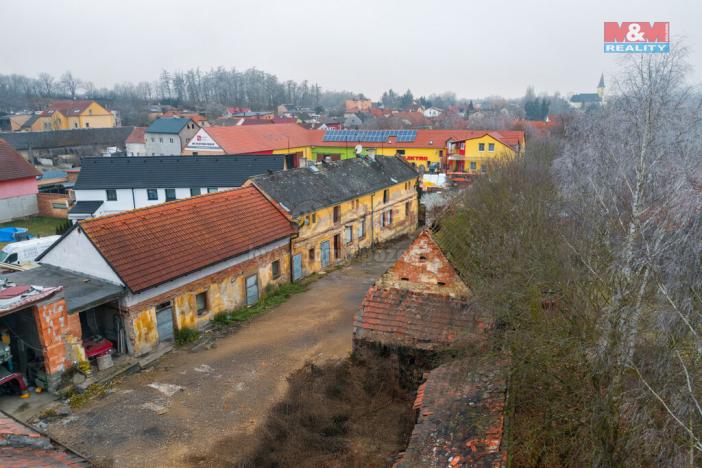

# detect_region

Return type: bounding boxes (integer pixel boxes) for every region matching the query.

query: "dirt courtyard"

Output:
[47,240,409,467]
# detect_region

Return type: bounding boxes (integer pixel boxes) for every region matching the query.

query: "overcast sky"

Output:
[1,0,699,100]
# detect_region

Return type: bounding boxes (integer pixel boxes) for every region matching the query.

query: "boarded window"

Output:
[196,291,208,316]
[272,260,281,279]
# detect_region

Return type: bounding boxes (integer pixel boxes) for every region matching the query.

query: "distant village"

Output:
[0,74,605,465]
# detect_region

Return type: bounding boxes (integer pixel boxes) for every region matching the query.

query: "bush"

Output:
[174,326,200,345]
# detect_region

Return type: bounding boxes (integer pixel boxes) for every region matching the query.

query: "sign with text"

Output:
[604,22,669,53]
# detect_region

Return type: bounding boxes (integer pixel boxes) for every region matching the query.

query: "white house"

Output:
[125,127,146,156]
[423,107,443,118]
[69,155,287,221]
[145,118,199,156]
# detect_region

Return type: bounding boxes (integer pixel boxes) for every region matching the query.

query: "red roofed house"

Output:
[34,100,116,131]
[39,185,296,355]
[0,138,40,222]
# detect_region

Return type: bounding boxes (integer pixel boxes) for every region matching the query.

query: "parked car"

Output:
[0,236,60,265]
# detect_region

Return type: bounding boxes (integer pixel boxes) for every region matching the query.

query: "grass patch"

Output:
[67,383,109,410]
[175,326,200,345]
[0,216,68,248]
[213,282,308,326]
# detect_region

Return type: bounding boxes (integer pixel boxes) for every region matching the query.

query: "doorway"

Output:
[155,302,174,342]
[292,254,303,281]
[320,240,330,268]
[246,274,259,305]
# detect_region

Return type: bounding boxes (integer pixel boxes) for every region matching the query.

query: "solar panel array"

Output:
[322,129,417,143]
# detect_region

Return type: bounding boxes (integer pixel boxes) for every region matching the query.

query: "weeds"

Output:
[175,326,200,345]
[67,383,109,409]
[213,282,308,327]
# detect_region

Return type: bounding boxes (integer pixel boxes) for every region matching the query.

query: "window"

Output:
[190,187,201,196]
[405,201,411,217]
[207,187,218,193]
[345,225,353,244]
[195,291,208,316]
[333,206,340,223]
[170,137,174,143]
[358,217,366,238]
[386,210,393,226]
[159,137,163,143]
[470,161,477,170]
[488,143,495,152]
[311,213,317,223]
[106,189,117,201]
[165,188,176,201]
[481,164,487,174]
[478,143,485,152]
[396,149,405,155]
[383,189,389,203]
[271,260,281,279]
[85,122,90,128]
[74,123,78,128]
[151,137,155,142]
[147,189,158,200]
[334,234,341,259]
[309,248,315,261]
[51,202,68,210]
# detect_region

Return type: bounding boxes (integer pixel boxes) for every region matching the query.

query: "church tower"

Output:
[597,73,605,99]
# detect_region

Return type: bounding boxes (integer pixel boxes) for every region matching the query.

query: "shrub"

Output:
[174,326,200,345]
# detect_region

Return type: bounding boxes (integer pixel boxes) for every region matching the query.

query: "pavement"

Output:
[46,239,410,467]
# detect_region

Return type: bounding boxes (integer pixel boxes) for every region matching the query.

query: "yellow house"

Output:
[446,132,525,174]
[35,100,116,131]
[249,156,419,279]
[310,129,526,171]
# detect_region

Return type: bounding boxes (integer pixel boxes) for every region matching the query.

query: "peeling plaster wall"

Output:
[291,180,418,278]
[122,244,290,355]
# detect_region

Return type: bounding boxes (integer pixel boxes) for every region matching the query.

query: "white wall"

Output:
[40,227,124,285]
[0,194,38,223]
[126,142,146,156]
[74,187,235,215]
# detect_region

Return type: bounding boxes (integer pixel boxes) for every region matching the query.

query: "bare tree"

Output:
[59,71,81,100]
[37,72,55,97]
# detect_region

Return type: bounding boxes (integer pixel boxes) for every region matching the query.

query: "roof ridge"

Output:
[79,186,255,225]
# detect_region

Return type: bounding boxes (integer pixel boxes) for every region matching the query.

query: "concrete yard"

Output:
[47,239,410,467]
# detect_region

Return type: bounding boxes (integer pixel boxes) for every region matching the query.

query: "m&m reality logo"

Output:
[604,22,669,53]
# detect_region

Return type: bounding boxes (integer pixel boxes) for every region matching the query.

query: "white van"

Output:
[0,236,61,265]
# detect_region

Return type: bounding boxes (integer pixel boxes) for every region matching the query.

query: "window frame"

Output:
[165,188,176,201]
[147,188,158,201]
[195,291,208,316]
[344,225,353,245]
[106,189,117,201]
[271,260,281,279]
[190,187,201,196]
[488,142,495,152]
[358,217,366,239]
[207,187,218,193]
[383,189,389,203]
[478,142,485,152]
[333,205,341,223]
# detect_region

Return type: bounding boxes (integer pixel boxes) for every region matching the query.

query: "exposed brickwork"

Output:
[396,358,508,467]
[37,192,69,218]
[33,298,83,384]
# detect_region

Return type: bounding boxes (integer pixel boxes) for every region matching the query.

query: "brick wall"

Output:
[37,192,69,218]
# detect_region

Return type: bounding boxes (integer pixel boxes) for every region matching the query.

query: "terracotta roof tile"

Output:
[204,123,324,154]
[397,358,508,467]
[0,138,41,182]
[353,286,486,350]
[125,127,146,144]
[76,186,295,292]
[41,100,100,117]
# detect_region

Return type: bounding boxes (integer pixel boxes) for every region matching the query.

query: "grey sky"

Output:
[1,0,699,99]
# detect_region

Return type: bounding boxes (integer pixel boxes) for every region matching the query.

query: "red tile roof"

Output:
[0,411,88,466]
[125,127,146,144]
[354,286,485,351]
[0,138,41,182]
[396,358,508,467]
[76,186,295,292]
[203,123,324,154]
[41,100,102,117]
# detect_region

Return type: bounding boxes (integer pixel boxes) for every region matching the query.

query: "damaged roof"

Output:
[251,156,418,217]
[56,186,295,293]
[74,155,286,189]
[354,286,483,351]
[0,410,88,466]
[396,358,508,467]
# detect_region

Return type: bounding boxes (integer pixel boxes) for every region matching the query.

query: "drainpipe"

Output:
[131,188,136,209]
[370,193,375,248]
